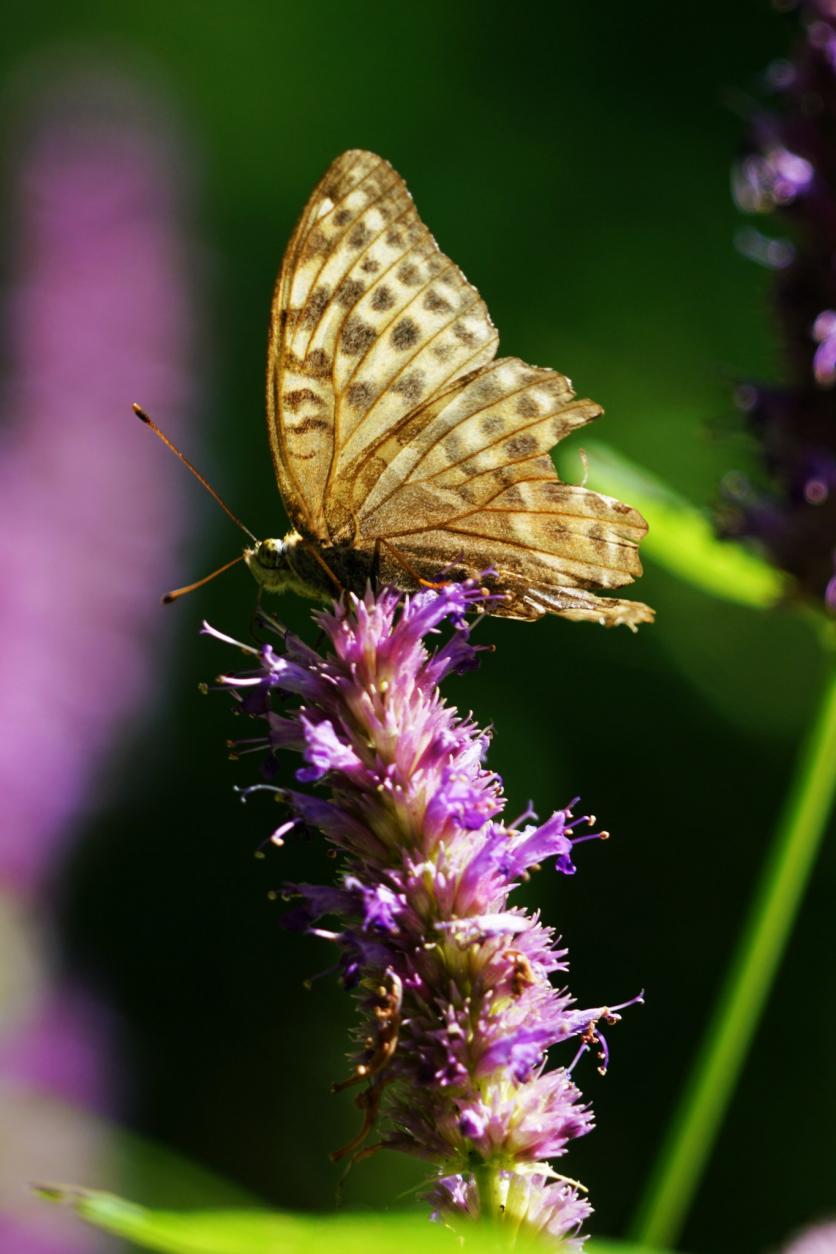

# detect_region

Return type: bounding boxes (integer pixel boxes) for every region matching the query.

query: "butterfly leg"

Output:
[299,536,344,593]
[246,589,266,647]
[371,538,382,593]
[379,538,450,591]
[249,588,291,645]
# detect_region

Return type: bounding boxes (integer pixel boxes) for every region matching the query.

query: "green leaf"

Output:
[571,441,785,610]
[35,1187,677,1254]
[34,1187,540,1254]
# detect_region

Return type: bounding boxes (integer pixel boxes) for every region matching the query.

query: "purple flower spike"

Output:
[0,63,200,1253]
[208,583,641,1246]
[720,0,836,610]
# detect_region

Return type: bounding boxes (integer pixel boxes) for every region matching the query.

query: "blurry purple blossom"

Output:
[721,0,836,610]
[783,1218,836,1253]
[208,582,641,1247]
[0,64,199,1252]
[0,68,197,892]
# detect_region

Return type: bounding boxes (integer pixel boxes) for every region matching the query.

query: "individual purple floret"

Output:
[206,581,641,1247]
[720,0,836,610]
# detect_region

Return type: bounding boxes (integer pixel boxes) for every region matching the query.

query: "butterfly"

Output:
[245,149,653,628]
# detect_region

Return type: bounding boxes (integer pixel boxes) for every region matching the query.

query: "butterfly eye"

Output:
[256,539,285,570]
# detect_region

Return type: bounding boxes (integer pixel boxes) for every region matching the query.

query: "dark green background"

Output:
[3,3,831,1251]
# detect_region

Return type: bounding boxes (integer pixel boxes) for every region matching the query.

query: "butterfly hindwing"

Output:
[344,357,650,626]
[348,358,595,534]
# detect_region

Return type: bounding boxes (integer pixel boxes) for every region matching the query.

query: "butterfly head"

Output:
[245,536,292,590]
[244,530,328,601]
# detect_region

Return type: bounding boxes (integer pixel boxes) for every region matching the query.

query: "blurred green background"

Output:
[2,2,832,1251]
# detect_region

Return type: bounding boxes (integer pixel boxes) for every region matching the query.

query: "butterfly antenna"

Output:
[161,553,246,604]
[132,403,259,544]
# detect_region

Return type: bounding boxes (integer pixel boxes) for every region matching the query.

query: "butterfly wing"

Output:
[269,150,651,626]
[350,357,653,628]
[267,149,498,540]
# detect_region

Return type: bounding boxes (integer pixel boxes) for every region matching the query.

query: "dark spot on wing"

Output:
[473,377,504,404]
[443,432,463,460]
[542,375,571,400]
[506,434,538,457]
[371,285,396,312]
[301,286,331,327]
[423,289,452,314]
[452,321,477,347]
[341,318,377,356]
[391,318,420,350]
[360,257,380,273]
[347,380,377,410]
[397,262,421,286]
[540,482,565,501]
[283,388,325,412]
[348,222,372,249]
[336,278,366,308]
[304,348,332,377]
[480,413,505,436]
[334,208,352,226]
[391,370,425,403]
[290,417,331,435]
[516,394,540,418]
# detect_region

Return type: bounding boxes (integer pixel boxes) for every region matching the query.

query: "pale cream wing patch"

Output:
[267,149,498,540]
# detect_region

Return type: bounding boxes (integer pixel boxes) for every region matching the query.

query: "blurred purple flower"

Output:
[208,583,642,1248]
[0,68,197,893]
[720,0,836,610]
[783,1218,836,1253]
[0,64,199,1253]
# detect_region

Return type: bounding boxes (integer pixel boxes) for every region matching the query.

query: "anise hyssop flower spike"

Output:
[206,581,642,1248]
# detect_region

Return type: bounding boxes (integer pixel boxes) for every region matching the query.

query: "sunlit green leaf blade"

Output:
[36,1187,676,1254]
[573,441,785,609]
[35,1188,540,1254]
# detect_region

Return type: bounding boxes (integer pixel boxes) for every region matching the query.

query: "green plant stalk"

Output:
[631,656,836,1249]
[474,1163,506,1223]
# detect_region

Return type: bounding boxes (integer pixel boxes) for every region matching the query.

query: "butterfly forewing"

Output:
[268,149,498,541]
[266,149,653,627]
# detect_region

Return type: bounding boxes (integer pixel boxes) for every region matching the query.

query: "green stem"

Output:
[631,657,836,1249]
[474,1163,506,1223]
